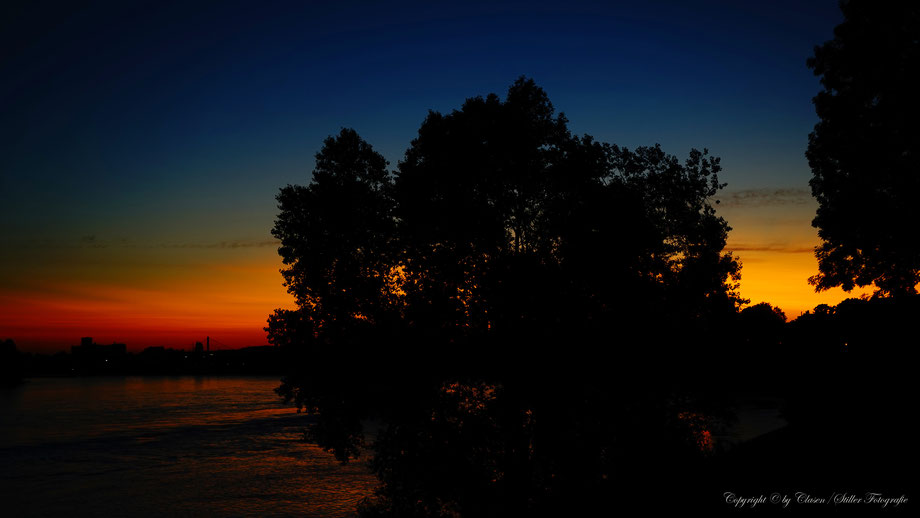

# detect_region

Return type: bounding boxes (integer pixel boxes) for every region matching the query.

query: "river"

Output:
[0,376,376,517]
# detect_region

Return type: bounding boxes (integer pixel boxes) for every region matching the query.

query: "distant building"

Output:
[71,337,127,373]
[72,338,127,357]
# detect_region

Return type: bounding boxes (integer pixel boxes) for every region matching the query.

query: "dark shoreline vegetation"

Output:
[259,75,913,516]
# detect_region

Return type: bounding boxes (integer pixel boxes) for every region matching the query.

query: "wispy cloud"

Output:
[717,188,811,208]
[728,242,814,254]
[155,240,279,249]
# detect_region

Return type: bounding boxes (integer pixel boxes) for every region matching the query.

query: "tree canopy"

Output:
[267,77,742,516]
[807,0,920,296]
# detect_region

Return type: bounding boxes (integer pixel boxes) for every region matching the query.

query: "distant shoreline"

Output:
[11,345,288,378]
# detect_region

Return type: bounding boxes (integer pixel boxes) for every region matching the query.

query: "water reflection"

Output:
[0,377,376,517]
[677,411,716,453]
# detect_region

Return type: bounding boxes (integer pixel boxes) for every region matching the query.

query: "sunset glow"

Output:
[0,244,294,352]
[2,192,876,351]
[1,1,859,352]
[719,190,874,318]
[2,207,873,352]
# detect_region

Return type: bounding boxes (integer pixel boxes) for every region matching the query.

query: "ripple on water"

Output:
[0,377,377,517]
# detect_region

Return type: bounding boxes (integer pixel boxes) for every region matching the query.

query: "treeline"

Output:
[0,343,286,378]
[737,295,919,356]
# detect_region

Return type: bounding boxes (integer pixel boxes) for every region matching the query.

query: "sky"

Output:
[1,0,871,352]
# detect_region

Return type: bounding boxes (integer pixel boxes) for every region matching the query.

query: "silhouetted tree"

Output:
[269,127,402,461]
[268,78,742,516]
[610,144,743,334]
[807,0,920,296]
[395,78,742,359]
[272,128,396,324]
[736,302,786,351]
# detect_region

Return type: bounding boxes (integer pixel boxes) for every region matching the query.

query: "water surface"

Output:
[0,376,376,517]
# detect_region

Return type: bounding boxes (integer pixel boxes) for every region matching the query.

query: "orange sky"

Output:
[719,187,872,319]
[0,187,873,353]
[0,0,864,354]
[0,242,295,353]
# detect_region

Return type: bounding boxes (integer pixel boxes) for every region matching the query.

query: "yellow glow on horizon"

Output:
[0,244,295,352]
[720,192,874,318]
[732,247,872,318]
[2,188,883,352]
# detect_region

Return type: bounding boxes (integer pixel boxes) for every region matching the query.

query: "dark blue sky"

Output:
[3,1,842,241]
[2,1,855,348]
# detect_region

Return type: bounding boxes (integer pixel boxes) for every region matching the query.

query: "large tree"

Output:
[268,78,741,516]
[807,0,920,296]
[394,78,741,353]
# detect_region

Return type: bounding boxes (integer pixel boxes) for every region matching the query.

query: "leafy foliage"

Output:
[807,0,920,296]
[268,78,741,516]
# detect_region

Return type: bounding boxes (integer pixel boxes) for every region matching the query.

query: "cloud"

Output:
[156,240,279,249]
[728,242,815,254]
[716,188,811,208]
